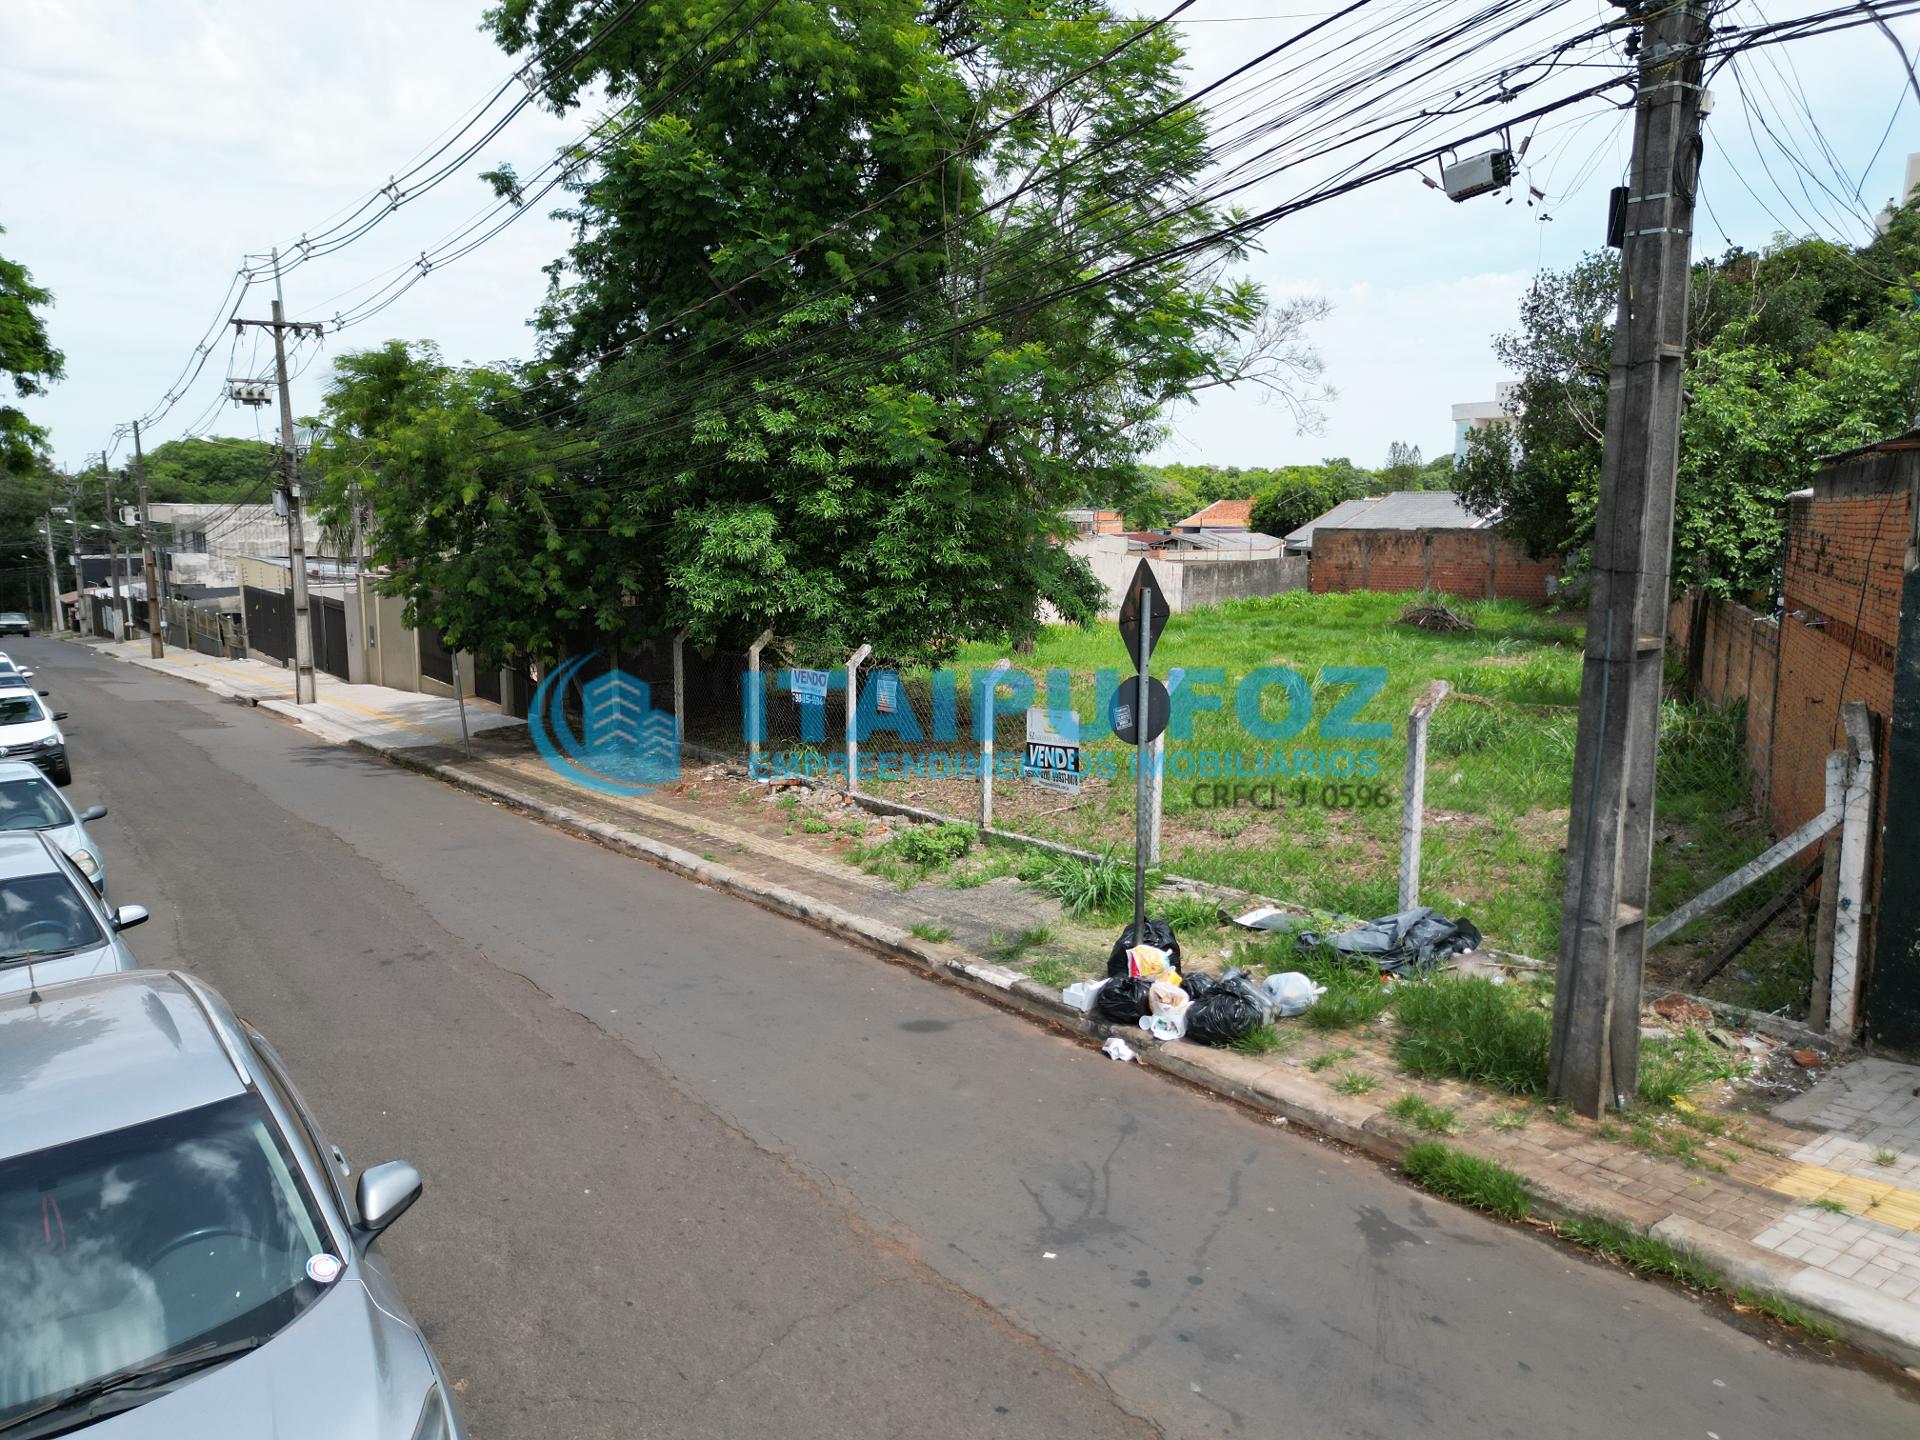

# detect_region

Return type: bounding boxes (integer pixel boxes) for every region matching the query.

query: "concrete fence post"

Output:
[979,657,1011,829]
[1147,732,1165,864]
[1809,749,1846,1033]
[1398,680,1453,913]
[845,643,872,794]
[746,627,775,776]
[1829,702,1877,1037]
[672,629,687,763]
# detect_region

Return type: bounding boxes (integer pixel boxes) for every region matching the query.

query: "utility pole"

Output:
[63,483,83,635]
[132,421,162,658]
[234,250,323,703]
[101,454,123,641]
[1550,0,1712,1117]
[41,513,61,635]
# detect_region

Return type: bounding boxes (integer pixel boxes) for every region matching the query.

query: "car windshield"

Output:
[0,697,42,728]
[0,616,23,624]
[0,781,67,832]
[0,1094,336,1427]
[0,872,104,962]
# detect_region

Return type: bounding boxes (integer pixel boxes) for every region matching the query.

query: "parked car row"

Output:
[0,651,69,787]
[0,642,464,1438]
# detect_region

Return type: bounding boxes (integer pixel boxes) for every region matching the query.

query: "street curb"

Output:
[84,643,1920,1373]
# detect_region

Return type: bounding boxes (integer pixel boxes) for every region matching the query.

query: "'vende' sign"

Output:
[1022,707,1081,794]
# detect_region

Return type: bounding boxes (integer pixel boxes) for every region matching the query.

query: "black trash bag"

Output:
[1184,971,1267,1046]
[1092,976,1154,1026]
[1105,918,1183,979]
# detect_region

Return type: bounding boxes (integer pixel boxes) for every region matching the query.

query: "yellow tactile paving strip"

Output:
[1765,1162,1920,1231]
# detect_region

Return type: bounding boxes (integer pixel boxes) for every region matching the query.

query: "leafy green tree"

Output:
[1249,465,1359,537]
[306,342,590,664]
[472,0,1325,660]
[0,228,64,478]
[140,438,279,503]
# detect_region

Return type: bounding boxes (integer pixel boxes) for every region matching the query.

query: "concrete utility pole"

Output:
[235,251,324,703]
[132,421,162,658]
[1550,0,1712,1117]
[63,485,83,634]
[101,454,123,639]
[41,513,62,634]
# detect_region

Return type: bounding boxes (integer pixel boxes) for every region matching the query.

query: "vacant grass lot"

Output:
[844,590,1787,985]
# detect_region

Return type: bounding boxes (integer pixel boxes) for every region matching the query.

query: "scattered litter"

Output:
[1061,979,1104,1013]
[1094,977,1155,1026]
[1262,971,1326,1018]
[1042,1251,1058,1260]
[1140,1011,1187,1043]
[1791,1048,1824,1068]
[1139,980,1191,1043]
[1103,1037,1138,1063]
[1271,1116,1289,1126]
[1124,944,1179,983]
[1652,993,1714,1028]
[1108,918,1182,978]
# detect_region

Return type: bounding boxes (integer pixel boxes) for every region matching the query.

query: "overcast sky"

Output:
[5,1,1914,479]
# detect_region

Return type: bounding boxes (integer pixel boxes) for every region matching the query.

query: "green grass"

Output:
[1387,1094,1461,1134]
[1030,847,1139,920]
[908,922,953,944]
[1558,1217,1721,1291]
[987,926,1055,963]
[1733,1289,1840,1342]
[1636,1028,1747,1107]
[1024,955,1081,989]
[1332,1070,1378,1095]
[1392,976,1552,1094]
[1294,947,1395,1031]
[798,816,834,834]
[1490,1106,1533,1133]
[1231,1022,1292,1056]
[1875,1149,1898,1167]
[1307,1047,1355,1073]
[1403,1142,1531,1220]
[1806,1198,1851,1215]
[1155,891,1223,936]
[889,821,977,869]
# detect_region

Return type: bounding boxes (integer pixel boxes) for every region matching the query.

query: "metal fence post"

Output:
[1398,680,1453,913]
[845,643,872,794]
[1830,702,1876,1037]
[746,627,775,776]
[979,657,1010,829]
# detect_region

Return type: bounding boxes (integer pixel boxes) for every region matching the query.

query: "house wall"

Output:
[1064,536,1306,616]
[1667,592,1780,806]
[1309,528,1560,600]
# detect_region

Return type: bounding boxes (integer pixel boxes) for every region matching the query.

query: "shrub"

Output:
[1033,847,1138,918]
[889,821,977,871]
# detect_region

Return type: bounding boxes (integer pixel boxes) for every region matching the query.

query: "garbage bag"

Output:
[1184,971,1267,1046]
[1148,979,1189,1017]
[1262,971,1326,1018]
[1093,976,1154,1026]
[1124,944,1178,983]
[1107,919,1182,979]
[1292,906,1482,975]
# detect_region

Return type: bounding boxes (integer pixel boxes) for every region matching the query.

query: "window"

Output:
[0,871,103,964]
[0,696,46,728]
[0,1094,337,1424]
[0,779,68,832]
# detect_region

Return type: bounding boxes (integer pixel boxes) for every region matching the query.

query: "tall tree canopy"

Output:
[0,226,65,478]
[334,0,1326,662]
[140,438,280,504]
[1457,202,1920,599]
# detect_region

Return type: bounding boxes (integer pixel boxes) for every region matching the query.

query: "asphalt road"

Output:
[26,635,1920,1438]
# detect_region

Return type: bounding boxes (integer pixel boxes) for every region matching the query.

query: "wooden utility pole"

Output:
[234,250,324,703]
[1550,0,1712,1116]
[101,454,123,640]
[41,512,62,635]
[132,421,162,658]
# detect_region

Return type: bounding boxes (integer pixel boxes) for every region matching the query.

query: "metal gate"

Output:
[418,624,455,686]
[310,596,349,681]
[243,585,293,664]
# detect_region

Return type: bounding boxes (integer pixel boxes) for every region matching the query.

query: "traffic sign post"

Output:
[1114,560,1169,942]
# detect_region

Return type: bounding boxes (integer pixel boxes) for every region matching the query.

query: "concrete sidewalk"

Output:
[80,637,524,750]
[94,631,1920,1375]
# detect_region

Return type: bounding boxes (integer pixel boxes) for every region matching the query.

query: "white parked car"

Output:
[0,690,69,786]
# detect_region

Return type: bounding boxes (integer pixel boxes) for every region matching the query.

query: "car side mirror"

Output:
[355,1161,423,1236]
[78,804,106,822]
[51,711,68,722]
[111,904,149,931]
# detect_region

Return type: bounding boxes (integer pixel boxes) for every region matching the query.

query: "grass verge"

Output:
[1402,1142,1530,1220]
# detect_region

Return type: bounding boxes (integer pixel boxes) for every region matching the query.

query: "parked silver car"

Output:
[0,970,463,1438]
[0,832,143,997]
[0,760,108,896]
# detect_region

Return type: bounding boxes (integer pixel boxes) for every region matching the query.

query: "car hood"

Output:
[89,1279,440,1439]
[0,938,133,996]
[0,719,58,753]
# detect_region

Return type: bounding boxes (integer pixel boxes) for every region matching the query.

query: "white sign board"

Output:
[789,668,831,705]
[874,671,898,715]
[1023,707,1081,794]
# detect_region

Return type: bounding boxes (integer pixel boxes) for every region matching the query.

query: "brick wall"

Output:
[1309,527,1560,601]
[1667,592,1780,804]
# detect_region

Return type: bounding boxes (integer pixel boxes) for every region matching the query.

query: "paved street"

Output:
[30,636,1920,1438]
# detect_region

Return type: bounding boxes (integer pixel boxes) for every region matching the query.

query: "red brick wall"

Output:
[1768,486,1908,838]
[1668,593,1780,806]
[1309,528,1560,601]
